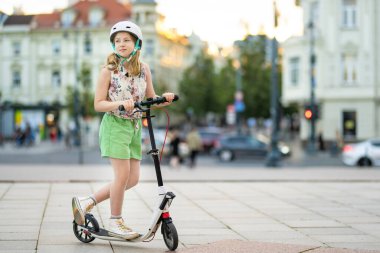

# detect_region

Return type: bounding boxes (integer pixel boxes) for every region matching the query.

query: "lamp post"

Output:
[266,0,281,167]
[307,14,317,153]
[0,92,3,145]
[233,59,244,134]
[71,26,83,164]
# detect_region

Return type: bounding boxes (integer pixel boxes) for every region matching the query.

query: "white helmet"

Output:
[109,20,143,48]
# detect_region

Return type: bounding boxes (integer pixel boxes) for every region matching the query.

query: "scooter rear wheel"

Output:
[73,213,99,243]
[161,221,178,251]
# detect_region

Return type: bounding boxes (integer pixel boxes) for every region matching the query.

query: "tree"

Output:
[178,49,218,119]
[66,62,97,119]
[237,35,272,119]
[214,58,236,113]
[79,63,97,119]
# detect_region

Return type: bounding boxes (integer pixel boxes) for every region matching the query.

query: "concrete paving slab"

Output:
[308,247,380,253]
[0,251,35,253]
[177,239,315,253]
[0,241,36,250]
[37,244,113,253]
[0,232,39,240]
[1,165,380,252]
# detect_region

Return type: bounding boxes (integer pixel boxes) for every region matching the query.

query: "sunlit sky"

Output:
[0,0,303,47]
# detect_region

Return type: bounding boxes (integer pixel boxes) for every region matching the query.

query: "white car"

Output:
[342,139,380,166]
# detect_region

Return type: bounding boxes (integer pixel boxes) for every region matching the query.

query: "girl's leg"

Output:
[92,159,141,204]
[109,158,131,217]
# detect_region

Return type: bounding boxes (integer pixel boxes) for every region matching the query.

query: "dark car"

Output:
[213,134,290,162]
[198,127,222,153]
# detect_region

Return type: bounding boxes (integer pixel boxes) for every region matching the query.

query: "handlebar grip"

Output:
[118,94,179,111]
[161,95,179,103]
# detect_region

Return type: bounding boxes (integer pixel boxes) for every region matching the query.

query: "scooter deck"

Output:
[87,227,143,242]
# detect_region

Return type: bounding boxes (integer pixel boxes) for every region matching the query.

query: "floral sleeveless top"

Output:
[107,64,147,119]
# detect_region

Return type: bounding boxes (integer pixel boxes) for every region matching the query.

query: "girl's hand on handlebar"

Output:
[160,93,175,106]
[121,99,134,112]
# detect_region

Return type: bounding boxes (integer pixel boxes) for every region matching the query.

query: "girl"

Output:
[72,20,175,240]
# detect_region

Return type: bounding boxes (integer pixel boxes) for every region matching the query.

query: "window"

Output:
[61,9,76,28]
[84,38,92,54]
[12,70,21,88]
[52,70,61,87]
[341,53,357,85]
[145,39,154,57]
[89,8,103,27]
[289,57,300,86]
[12,41,21,56]
[343,111,356,140]
[52,39,61,55]
[342,0,357,28]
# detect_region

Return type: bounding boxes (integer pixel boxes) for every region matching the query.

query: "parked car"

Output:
[198,127,223,153]
[256,134,291,157]
[213,134,291,162]
[342,139,380,167]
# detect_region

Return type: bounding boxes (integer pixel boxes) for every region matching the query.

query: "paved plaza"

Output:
[0,164,380,253]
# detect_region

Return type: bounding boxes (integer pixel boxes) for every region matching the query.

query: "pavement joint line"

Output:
[210,182,329,247]
[248,182,344,247]
[286,182,380,239]
[169,183,249,241]
[299,246,322,252]
[36,183,52,251]
[278,183,351,227]
[0,183,12,199]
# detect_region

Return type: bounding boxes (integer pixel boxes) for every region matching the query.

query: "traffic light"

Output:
[304,104,319,120]
[304,108,313,120]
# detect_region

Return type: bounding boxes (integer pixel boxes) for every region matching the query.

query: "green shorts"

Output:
[99,113,142,160]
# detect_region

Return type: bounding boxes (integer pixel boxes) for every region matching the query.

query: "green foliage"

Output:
[178,35,276,122]
[79,63,97,118]
[66,62,97,118]
[178,51,218,118]
[214,58,236,113]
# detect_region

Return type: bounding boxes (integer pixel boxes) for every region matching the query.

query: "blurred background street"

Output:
[1,0,380,252]
[0,137,344,167]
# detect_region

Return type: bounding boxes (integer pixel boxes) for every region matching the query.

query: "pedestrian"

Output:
[71,20,175,240]
[169,128,181,168]
[186,126,202,168]
[318,132,325,151]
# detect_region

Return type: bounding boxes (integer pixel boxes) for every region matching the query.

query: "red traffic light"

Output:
[304,109,313,120]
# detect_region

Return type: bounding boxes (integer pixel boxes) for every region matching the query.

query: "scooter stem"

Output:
[145,105,164,187]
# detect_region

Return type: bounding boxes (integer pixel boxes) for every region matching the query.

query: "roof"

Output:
[3,15,34,25]
[33,0,132,29]
[34,13,61,28]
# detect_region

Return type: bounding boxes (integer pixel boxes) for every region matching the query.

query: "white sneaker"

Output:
[108,218,140,240]
[72,196,95,225]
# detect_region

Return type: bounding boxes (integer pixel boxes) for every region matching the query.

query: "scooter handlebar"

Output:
[118,95,179,111]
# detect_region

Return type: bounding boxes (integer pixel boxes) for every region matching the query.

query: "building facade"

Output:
[281,0,380,145]
[0,0,199,142]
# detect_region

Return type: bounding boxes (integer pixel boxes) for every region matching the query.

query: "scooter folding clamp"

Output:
[159,192,176,210]
[147,149,159,155]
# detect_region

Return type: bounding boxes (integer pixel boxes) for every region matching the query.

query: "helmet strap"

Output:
[125,39,141,62]
[111,39,140,71]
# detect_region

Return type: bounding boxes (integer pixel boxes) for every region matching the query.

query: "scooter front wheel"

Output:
[161,221,178,251]
[73,213,99,243]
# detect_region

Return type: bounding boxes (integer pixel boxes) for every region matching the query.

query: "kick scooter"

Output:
[72,95,179,251]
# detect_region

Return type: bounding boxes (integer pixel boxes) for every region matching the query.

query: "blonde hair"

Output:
[106,51,141,76]
[106,32,141,76]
